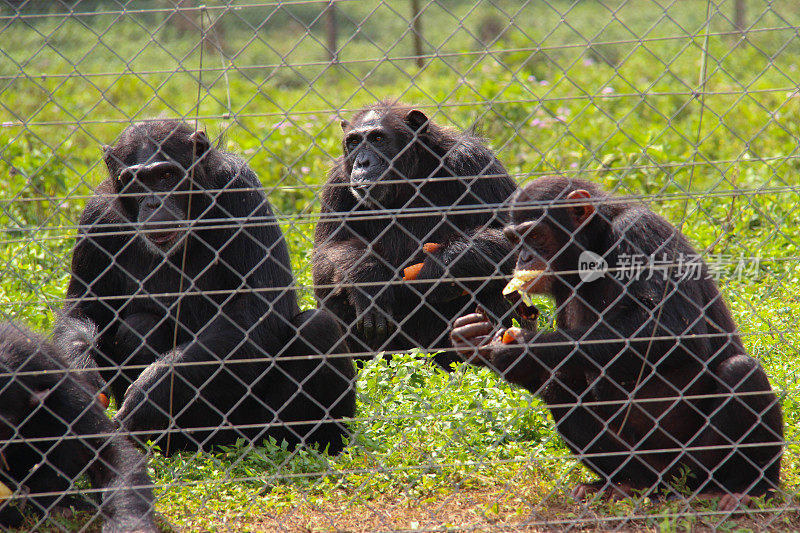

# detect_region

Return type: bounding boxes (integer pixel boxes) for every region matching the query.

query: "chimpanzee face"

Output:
[341,111,402,207]
[340,107,429,207]
[503,217,558,294]
[503,184,596,295]
[104,125,210,255]
[115,159,190,255]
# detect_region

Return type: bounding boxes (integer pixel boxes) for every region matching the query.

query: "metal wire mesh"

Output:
[0,0,798,531]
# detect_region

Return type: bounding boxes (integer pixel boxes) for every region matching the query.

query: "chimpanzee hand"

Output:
[450,310,504,366]
[114,364,170,443]
[349,290,396,347]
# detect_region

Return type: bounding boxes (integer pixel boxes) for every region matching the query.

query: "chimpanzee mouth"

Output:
[350,185,383,208]
[147,230,180,246]
[503,266,548,297]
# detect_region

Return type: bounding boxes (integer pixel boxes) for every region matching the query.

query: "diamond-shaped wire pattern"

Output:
[0,1,797,531]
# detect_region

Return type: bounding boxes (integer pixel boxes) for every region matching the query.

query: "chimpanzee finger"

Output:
[453,335,492,364]
[375,315,387,342]
[363,312,375,342]
[451,321,494,344]
[453,313,490,329]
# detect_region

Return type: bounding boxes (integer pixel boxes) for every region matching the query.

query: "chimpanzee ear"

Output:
[566,189,595,225]
[100,144,112,167]
[404,109,429,134]
[101,145,119,180]
[189,130,210,157]
[340,119,350,131]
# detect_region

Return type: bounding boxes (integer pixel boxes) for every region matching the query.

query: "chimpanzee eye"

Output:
[372,134,383,143]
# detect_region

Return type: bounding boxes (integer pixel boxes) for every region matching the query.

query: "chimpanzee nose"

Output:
[355,154,371,169]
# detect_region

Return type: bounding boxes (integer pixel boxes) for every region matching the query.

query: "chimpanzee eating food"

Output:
[56,120,356,455]
[0,323,154,531]
[313,101,523,367]
[451,176,783,510]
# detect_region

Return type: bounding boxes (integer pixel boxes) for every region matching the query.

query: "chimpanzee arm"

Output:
[49,367,156,532]
[84,423,156,532]
[313,209,404,344]
[210,160,300,319]
[411,227,514,301]
[113,310,274,437]
[451,309,697,393]
[450,314,656,483]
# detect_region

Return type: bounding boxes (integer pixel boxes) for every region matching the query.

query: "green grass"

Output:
[1,0,799,530]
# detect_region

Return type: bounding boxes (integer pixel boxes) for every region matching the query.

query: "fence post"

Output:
[411,0,424,68]
[326,1,338,64]
[734,0,746,34]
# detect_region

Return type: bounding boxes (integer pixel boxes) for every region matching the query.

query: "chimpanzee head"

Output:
[0,330,64,441]
[103,120,212,255]
[340,101,431,207]
[503,176,604,294]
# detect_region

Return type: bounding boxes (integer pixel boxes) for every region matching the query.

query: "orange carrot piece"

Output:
[403,262,425,281]
[502,327,522,344]
[98,393,110,409]
[423,242,442,253]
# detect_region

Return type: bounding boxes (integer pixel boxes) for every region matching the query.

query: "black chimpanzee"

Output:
[0,323,154,531]
[313,101,522,367]
[55,120,356,455]
[451,176,784,510]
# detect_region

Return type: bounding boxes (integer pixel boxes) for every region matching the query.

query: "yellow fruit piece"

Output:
[0,481,12,499]
[502,269,543,295]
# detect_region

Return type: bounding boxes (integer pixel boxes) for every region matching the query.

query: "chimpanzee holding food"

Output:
[313,101,525,367]
[451,176,784,510]
[55,120,356,455]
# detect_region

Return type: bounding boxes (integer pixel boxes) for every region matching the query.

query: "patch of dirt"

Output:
[236,488,800,532]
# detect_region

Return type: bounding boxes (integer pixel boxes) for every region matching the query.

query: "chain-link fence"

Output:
[1,0,798,531]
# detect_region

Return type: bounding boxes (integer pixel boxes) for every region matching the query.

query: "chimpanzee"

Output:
[55,120,356,455]
[451,176,784,510]
[0,323,154,531]
[313,101,523,366]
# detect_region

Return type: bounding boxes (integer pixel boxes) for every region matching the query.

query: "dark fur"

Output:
[0,323,154,532]
[313,101,520,366]
[55,120,356,454]
[453,176,784,500]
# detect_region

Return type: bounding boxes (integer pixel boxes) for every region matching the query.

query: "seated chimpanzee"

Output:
[313,101,524,367]
[55,120,356,455]
[0,323,154,532]
[452,176,784,510]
